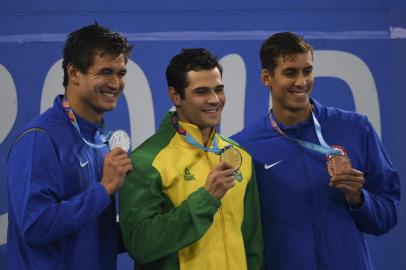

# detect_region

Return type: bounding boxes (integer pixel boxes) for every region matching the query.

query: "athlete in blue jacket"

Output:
[232,32,400,270]
[7,24,133,270]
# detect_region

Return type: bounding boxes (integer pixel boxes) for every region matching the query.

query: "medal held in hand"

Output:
[221,146,242,171]
[327,154,352,177]
[108,130,131,152]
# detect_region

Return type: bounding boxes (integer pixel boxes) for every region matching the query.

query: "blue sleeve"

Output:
[349,121,400,235]
[7,130,111,248]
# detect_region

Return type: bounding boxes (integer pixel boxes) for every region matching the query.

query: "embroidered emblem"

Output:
[233,169,243,182]
[184,167,196,181]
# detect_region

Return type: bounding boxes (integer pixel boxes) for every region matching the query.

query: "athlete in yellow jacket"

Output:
[119,48,264,270]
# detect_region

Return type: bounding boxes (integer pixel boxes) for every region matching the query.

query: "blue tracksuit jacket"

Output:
[231,99,400,270]
[7,95,118,269]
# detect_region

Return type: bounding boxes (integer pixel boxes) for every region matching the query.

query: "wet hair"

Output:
[260,32,313,73]
[62,23,132,87]
[165,48,223,99]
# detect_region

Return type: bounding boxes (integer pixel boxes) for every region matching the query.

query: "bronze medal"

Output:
[327,155,352,177]
[221,147,242,171]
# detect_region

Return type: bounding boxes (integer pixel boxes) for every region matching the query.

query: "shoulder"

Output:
[11,109,57,146]
[218,134,253,162]
[10,104,74,159]
[19,105,67,135]
[130,123,176,164]
[231,115,269,144]
[315,100,371,130]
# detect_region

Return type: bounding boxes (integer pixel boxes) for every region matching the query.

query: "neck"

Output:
[174,111,215,146]
[272,104,312,126]
[201,127,214,146]
[65,92,102,123]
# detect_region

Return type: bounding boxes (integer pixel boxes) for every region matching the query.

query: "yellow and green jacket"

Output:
[119,112,264,270]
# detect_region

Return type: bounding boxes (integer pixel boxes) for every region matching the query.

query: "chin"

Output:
[289,100,308,109]
[207,121,220,129]
[100,106,116,113]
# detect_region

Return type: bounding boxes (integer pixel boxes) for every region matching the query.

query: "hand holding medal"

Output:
[102,145,133,195]
[327,147,364,208]
[102,130,132,195]
[329,165,365,208]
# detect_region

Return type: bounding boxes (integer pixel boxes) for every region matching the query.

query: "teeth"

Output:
[101,92,115,97]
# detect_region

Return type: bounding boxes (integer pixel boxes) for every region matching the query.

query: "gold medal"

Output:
[327,155,352,177]
[221,146,242,171]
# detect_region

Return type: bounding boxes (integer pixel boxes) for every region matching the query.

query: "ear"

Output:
[67,64,80,85]
[261,68,272,87]
[168,87,181,107]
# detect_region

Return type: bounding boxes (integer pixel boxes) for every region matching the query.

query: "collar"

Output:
[166,111,217,147]
[54,95,104,139]
[267,98,323,132]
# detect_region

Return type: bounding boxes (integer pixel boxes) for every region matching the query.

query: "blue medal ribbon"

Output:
[170,115,226,155]
[62,97,109,149]
[270,110,341,156]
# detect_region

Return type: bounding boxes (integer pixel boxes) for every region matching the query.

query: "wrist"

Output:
[347,192,364,209]
[101,182,114,195]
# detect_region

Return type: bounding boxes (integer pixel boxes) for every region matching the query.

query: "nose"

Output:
[107,74,122,90]
[207,90,220,104]
[294,74,307,88]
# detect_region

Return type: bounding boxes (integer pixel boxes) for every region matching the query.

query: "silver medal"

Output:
[108,130,131,152]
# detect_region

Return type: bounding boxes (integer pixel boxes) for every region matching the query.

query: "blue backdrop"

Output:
[1,1,405,269]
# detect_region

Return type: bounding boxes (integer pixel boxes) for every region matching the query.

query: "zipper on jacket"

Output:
[206,152,231,270]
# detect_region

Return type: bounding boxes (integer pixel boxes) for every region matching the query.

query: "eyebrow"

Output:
[97,67,127,73]
[283,65,313,71]
[192,87,210,92]
[193,84,224,91]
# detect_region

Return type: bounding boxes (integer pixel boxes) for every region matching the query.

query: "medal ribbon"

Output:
[270,110,341,156]
[170,115,227,155]
[62,97,109,149]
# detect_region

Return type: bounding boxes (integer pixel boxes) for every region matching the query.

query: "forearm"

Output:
[120,187,219,264]
[350,189,399,235]
[351,121,401,235]
[21,182,110,247]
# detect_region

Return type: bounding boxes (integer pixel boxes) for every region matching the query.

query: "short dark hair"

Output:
[260,32,313,73]
[165,48,223,99]
[62,23,133,87]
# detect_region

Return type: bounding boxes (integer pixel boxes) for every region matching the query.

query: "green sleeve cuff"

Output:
[185,187,221,221]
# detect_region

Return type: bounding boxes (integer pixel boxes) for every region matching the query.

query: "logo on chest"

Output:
[80,160,89,168]
[183,167,196,181]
